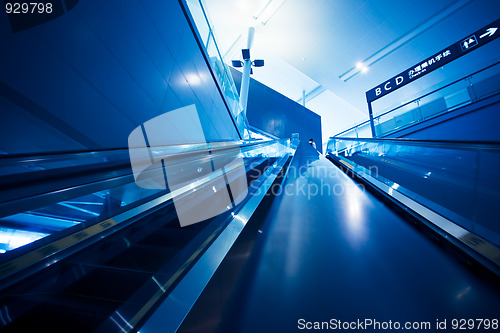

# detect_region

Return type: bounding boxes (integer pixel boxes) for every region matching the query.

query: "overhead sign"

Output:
[366,18,500,103]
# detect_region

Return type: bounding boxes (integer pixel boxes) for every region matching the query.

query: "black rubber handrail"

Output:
[0,139,288,217]
[0,139,270,161]
[0,139,282,185]
[330,136,500,152]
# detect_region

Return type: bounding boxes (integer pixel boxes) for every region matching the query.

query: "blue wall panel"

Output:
[0,0,239,154]
[230,67,322,152]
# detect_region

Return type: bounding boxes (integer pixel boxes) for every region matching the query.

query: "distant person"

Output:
[309,138,316,149]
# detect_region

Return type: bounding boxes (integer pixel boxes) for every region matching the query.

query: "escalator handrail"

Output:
[0,139,287,193]
[0,139,290,219]
[329,136,500,152]
[0,139,278,165]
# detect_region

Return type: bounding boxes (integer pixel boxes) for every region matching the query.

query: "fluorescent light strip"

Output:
[339,0,473,82]
[257,0,286,25]
[295,85,326,104]
[223,34,243,60]
[253,0,273,20]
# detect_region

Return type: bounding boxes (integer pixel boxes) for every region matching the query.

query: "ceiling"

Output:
[202,0,500,143]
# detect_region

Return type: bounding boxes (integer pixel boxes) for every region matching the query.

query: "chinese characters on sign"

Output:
[366,18,500,103]
[408,49,452,80]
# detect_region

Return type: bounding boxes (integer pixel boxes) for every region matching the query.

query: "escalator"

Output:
[2,137,500,333]
[0,139,295,332]
[177,141,500,333]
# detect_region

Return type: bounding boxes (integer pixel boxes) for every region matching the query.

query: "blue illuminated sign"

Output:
[366,18,500,103]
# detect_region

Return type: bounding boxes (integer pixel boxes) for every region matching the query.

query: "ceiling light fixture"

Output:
[254,0,286,25]
[185,73,201,85]
[339,0,472,82]
[356,62,368,73]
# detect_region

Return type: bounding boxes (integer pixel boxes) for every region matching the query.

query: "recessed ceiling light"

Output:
[356,62,368,73]
[186,73,201,85]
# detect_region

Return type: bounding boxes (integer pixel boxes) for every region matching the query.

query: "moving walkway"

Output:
[1,137,500,332]
[179,141,500,333]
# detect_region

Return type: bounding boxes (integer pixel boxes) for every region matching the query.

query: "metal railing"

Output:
[372,61,500,137]
[331,61,500,139]
[327,136,500,255]
[185,0,248,138]
[331,120,372,139]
